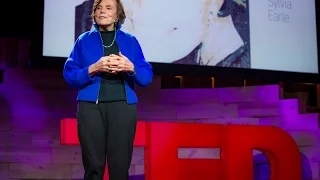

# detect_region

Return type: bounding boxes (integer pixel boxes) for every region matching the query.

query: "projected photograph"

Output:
[43,0,318,74]
[74,0,250,68]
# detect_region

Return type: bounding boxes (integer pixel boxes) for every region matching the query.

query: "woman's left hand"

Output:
[107,52,135,73]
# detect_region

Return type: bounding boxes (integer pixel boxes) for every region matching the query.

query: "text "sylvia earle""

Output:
[268,0,292,23]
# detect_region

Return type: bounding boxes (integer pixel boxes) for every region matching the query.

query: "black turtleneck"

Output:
[98,30,126,102]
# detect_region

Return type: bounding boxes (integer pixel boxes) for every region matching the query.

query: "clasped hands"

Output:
[89,52,135,75]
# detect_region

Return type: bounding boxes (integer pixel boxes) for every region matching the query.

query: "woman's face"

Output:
[94,0,118,30]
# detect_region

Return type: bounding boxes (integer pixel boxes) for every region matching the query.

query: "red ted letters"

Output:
[60,119,302,180]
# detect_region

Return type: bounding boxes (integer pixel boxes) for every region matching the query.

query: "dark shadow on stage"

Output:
[0,69,4,84]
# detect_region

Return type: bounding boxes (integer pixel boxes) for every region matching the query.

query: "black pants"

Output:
[77,100,137,180]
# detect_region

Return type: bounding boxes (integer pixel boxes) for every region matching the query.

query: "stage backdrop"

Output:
[42,0,318,74]
[0,69,320,179]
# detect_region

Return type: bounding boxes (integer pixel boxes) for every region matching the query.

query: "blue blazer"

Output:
[63,24,153,104]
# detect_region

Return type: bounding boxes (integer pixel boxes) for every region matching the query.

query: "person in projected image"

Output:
[75,0,249,67]
[120,0,248,67]
[63,0,153,179]
[123,0,250,67]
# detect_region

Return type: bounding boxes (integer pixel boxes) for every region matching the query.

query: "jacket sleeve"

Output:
[129,36,153,87]
[63,38,95,89]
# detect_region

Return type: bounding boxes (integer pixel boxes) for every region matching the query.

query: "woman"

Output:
[63,0,153,179]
